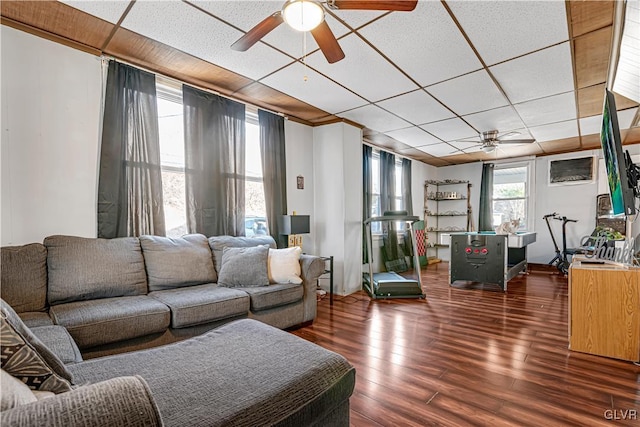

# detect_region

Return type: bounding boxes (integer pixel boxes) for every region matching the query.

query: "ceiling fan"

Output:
[462,130,536,153]
[230,0,418,64]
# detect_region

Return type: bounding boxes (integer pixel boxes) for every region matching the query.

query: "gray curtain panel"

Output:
[479,163,495,231]
[379,151,396,215]
[401,157,413,216]
[183,85,246,237]
[97,61,165,238]
[258,110,287,249]
[362,145,373,263]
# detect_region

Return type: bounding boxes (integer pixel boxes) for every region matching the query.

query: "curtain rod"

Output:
[100,55,286,119]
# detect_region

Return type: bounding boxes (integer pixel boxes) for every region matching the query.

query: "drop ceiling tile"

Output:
[514,91,577,128]
[580,107,639,136]
[191,1,350,59]
[122,1,293,81]
[448,140,482,153]
[490,42,575,103]
[305,34,416,102]
[413,143,460,157]
[529,120,579,142]
[60,0,130,24]
[447,1,568,65]
[328,9,385,29]
[385,127,442,147]
[358,1,482,87]
[262,62,367,114]
[463,106,525,134]
[427,70,509,115]
[420,118,477,142]
[339,104,411,132]
[376,90,454,125]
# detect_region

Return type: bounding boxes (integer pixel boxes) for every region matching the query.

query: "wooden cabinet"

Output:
[569,260,640,362]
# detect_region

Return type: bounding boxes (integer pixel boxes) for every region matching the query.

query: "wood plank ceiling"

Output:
[1,1,638,166]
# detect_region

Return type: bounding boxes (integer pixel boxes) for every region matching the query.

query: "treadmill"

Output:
[363,212,425,299]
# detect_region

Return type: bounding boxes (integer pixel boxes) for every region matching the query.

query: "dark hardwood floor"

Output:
[291,263,640,426]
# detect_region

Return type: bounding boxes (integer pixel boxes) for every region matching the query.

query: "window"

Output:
[156,79,267,237]
[370,149,404,233]
[492,164,531,230]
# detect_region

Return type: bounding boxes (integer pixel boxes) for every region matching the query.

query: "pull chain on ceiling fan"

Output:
[230,0,418,64]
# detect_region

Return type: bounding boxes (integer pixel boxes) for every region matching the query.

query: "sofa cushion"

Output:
[149,284,249,328]
[140,234,217,291]
[217,245,270,288]
[0,299,73,394]
[67,319,356,427]
[1,243,48,313]
[30,325,83,364]
[208,235,276,273]
[49,296,170,349]
[242,283,304,312]
[268,247,303,284]
[0,369,37,411]
[44,235,147,305]
[19,312,54,328]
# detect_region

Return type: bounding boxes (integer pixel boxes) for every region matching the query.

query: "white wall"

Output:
[1,26,102,245]
[284,119,315,253]
[313,122,362,295]
[411,159,437,217]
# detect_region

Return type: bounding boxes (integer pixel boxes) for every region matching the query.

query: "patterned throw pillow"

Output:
[0,300,73,393]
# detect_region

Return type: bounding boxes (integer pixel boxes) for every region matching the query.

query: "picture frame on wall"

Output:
[548,156,596,185]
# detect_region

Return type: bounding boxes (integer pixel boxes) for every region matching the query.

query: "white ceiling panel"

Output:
[490,42,575,103]
[420,118,477,142]
[619,107,639,129]
[413,143,459,157]
[579,115,602,136]
[358,1,482,87]
[305,34,416,102]
[328,9,386,30]
[122,1,293,81]
[463,106,525,133]
[448,140,482,152]
[191,0,350,59]
[514,91,577,128]
[340,104,411,133]
[385,127,442,147]
[262,62,367,114]
[60,0,129,23]
[448,1,569,66]
[376,90,454,125]
[529,120,579,142]
[427,70,509,115]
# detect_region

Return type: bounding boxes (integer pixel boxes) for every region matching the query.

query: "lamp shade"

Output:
[282,0,324,32]
[279,215,310,235]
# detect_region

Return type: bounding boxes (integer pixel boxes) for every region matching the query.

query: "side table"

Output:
[319,256,334,305]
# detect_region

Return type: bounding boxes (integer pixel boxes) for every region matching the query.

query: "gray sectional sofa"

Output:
[0,234,356,426]
[2,233,325,358]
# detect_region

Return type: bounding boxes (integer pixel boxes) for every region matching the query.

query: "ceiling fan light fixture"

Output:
[482,144,497,153]
[282,0,324,32]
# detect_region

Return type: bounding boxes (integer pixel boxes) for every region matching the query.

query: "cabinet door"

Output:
[570,267,640,362]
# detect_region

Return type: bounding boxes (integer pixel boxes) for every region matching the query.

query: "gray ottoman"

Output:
[68,319,355,426]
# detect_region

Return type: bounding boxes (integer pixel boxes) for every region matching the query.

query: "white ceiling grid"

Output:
[58,0,638,161]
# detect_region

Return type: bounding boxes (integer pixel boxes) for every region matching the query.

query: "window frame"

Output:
[491,160,535,231]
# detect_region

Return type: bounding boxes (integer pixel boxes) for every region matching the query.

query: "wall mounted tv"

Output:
[600,89,636,216]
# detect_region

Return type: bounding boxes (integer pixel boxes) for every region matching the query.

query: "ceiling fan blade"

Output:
[231,12,283,51]
[498,138,536,144]
[310,20,345,63]
[331,0,418,11]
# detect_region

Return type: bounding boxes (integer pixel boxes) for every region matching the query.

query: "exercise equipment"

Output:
[363,212,425,299]
[543,212,584,275]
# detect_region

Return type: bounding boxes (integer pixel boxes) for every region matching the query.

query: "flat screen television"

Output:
[600,89,636,216]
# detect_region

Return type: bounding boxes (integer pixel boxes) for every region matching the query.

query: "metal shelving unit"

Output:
[424,180,472,262]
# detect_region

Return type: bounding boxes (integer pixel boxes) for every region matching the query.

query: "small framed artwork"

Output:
[297,175,304,190]
[549,156,596,185]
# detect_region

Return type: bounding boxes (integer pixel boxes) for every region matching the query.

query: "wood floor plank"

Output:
[291,264,640,426]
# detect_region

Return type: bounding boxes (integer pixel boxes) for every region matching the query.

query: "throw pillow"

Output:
[0,369,37,411]
[0,299,73,394]
[217,245,269,287]
[268,247,303,284]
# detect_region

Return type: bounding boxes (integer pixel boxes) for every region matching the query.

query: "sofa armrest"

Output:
[30,325,83,364]
[299,254,326,323]
[0,376,163,427]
